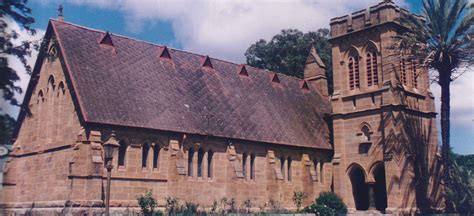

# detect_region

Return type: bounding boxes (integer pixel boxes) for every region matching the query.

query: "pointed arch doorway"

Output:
[372,163,388,212]
[348,163,388,212]
[348,164,369,210]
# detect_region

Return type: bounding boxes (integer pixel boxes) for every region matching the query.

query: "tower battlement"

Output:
[329,0,421,39]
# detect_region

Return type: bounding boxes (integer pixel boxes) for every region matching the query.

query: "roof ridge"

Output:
[50,19,307,82]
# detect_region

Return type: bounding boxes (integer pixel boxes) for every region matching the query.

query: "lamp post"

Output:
[103,131,120,216]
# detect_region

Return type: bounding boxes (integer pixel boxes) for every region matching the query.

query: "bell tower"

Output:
[329,0,442,214]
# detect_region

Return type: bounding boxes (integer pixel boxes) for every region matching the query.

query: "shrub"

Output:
[165,196,180,214]
[304,204,336,216]
[292,191,308,211]
[210,200,218,214]
[227,198,237,213]
[137,190,158,216]
[315,192,347,214]
[243,199,253,213]
[183,201,199,215]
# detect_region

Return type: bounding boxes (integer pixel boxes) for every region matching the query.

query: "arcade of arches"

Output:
[348,163,388,212]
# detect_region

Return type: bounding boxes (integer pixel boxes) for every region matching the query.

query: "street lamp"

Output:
[103,131,120,216]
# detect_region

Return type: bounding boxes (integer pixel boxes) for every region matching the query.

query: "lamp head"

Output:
[103,131,120,161]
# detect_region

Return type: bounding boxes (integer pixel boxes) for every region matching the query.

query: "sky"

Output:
[1,0,473,154]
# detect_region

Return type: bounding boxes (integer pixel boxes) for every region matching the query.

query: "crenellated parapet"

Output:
[330,0,422,39]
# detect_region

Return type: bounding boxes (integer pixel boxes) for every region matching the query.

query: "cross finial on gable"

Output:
[58,4,64,21]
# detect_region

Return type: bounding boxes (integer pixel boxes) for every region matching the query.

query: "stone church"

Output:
[1,1,444,215]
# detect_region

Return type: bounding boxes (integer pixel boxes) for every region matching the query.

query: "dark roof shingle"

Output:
[51,20,332,149]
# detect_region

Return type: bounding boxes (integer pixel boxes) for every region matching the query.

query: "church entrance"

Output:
[373,164,388,212]
[349,166,369,210]
[348,163,388,212]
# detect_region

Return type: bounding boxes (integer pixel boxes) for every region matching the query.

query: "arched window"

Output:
[287,157,292,181]
[366,52,378,86]
[313,160,319,181]
[197,148,204,177]
[47,75,55,92]
[242,153,247,179]
[118,140,127,167]
[280,157,285,179]
[57,82,65,97]
[400,58,407,85]
[411,60,418,88]
[188,148,194,176]
[207,150,214,178]
[361,125,371,141]
[37,90,44,104]
[348,56,360,90]
[250,154,255,180]
[319,161,324,183]
[153,145,160,169]
[142,143,150,168]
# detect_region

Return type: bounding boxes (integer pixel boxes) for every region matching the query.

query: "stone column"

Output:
[368,182,376,210]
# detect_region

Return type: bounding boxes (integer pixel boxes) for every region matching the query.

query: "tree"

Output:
[396,0,473,212]
[1,0,36,106]
[0,114,16,145]
[245,28,333,93]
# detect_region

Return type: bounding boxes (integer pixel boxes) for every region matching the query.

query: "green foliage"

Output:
[245,28,333,93]
[242,199,253,213]
[165,196,180,214]
[304,204,336,216]
[447,153,473,214]
[0,114,16,145]
[1,0,38,106]
[315,192,347,214]
[136,190,157,216]
[210,200,218,214]
[292,191,307,211]
[396,1,473,211]
[182,201,199,215]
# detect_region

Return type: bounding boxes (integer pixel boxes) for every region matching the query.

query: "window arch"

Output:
[250,154,255,180]
[207,150,214,178]
[280,156,285,179]
[142,143,150,168]
[348,55,360,90]
[57,82,65,97]
[188,148,194,176]
[118,140,127,167]
[319,161,324,183]
[37,90,44,104]
[242,153,248,179]
[287,156,292,181]
[361,125,371,142]
[197,148,204,177]
[153,144,160,169]
[366,52,378,86]
[47,75,55,92]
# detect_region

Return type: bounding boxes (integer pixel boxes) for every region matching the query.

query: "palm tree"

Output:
[396,0,473,212]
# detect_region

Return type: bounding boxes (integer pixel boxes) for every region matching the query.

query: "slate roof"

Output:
[49,20,332,149]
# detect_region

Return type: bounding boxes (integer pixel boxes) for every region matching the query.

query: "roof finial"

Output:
[58,4,64,21]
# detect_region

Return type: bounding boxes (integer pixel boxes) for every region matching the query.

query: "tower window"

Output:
[319,161,324,183]
[348,57,360,90]
[361,125,371,141]
[366,52,378,86]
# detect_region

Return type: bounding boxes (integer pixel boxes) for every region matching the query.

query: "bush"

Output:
[315,192,347,214]
[137,190,158,216]
[292,191,308,211]
[183,201,199,215]
[304,204,336,216]
[165,196,180,214]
